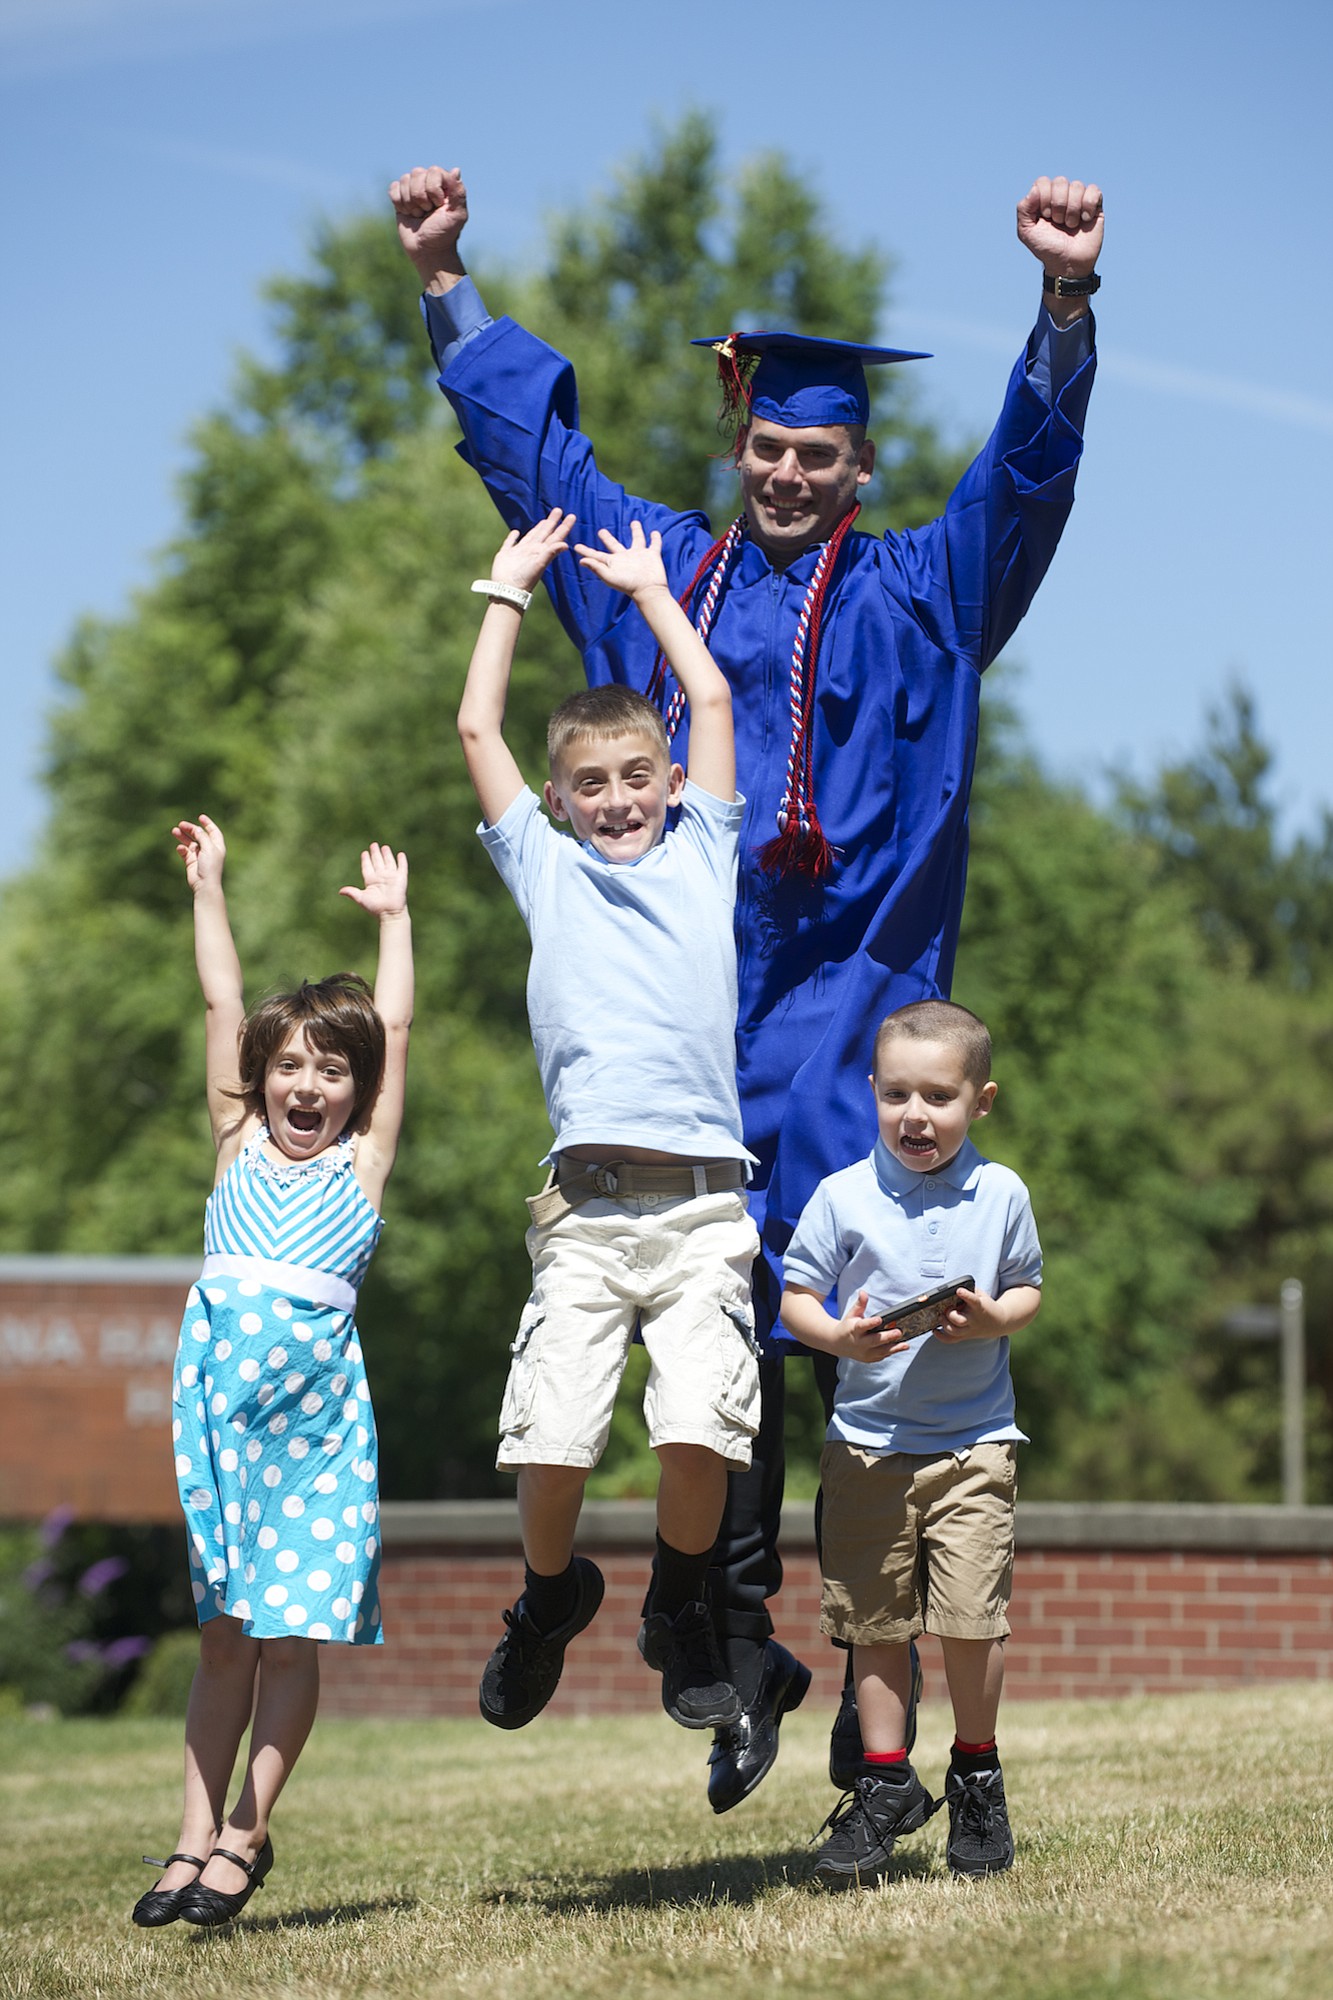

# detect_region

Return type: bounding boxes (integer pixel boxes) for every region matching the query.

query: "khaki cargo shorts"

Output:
[496,1189,761,1471]
[819,1440,1017,1645]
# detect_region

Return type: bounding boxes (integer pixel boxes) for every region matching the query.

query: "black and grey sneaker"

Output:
[639,1600,742,1729]
[478,1557,604,1729]
[812,1765,938,1889]
[828,1639,924,1787]
[945,1764,1014,1876]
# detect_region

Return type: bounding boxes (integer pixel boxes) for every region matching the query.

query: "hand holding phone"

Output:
[868,1277,976,1340]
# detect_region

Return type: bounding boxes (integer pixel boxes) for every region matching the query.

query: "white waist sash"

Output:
[199,1253,357,1317]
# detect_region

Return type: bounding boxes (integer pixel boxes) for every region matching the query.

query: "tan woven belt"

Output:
[526,1157,747,1228]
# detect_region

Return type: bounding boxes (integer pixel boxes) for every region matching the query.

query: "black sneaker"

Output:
[478,1557,604,1729]
[639,1600,742,1729]
[828,1639,924,1787]
[945,1764,1014,1876]
[812,1765,938,1889]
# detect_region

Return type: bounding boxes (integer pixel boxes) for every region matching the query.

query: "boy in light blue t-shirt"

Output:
[457,508,760,1743]
[781,999,1041,1889]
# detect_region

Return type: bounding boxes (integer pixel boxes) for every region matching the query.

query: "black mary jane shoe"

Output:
[131,1849,210,1927]
[178,1835,274,1926]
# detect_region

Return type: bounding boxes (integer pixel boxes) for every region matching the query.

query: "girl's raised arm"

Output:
[339,843,413,1209]
[172,815,251,1165]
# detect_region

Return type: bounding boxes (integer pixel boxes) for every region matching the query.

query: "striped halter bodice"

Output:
[204,1128,382,1293]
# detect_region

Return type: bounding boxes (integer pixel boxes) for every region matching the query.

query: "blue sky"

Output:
[3,0,1330,874]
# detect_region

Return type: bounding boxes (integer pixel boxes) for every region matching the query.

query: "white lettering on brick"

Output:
[98,1318,178,1367]
[126,1381,172,1426]
[0,1316,86,1367]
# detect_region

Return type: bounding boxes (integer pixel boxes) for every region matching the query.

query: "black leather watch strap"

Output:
[1042,271,1101,298]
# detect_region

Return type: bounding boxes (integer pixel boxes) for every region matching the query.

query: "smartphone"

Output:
[867,1277,975,1339]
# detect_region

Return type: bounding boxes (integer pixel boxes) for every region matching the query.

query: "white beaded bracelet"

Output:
[471,579,532,612]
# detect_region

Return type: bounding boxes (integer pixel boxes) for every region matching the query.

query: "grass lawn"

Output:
[2,1683,1331,2000]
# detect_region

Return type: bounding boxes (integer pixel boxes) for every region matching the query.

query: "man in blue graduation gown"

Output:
[391,163,1102,1806]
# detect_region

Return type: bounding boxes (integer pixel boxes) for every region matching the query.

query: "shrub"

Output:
[122,1628,199,1717]
[0,1519,103,1713]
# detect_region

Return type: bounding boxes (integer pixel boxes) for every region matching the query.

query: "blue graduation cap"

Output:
[691,330,931,429]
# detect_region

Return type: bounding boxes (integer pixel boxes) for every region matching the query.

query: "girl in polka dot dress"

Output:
[133,813,412,1930]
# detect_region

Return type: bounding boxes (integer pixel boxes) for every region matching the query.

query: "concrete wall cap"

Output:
[0,1255,200,1286]
[379,1497,1333,1554]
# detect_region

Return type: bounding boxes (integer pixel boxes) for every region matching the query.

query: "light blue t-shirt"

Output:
[479,783,753,1164]
[783,1136,1042,1453]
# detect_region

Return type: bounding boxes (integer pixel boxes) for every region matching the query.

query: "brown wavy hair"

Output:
[234,974,386,1134]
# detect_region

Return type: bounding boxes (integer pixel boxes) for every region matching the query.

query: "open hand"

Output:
[171,814,226,895]
[340,842,409,919]
[575,521,670,601]
[1016,176,1104,278]
[490,509,576,593]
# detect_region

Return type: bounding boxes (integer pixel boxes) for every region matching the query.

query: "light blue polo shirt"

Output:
[783,1136,1041,1453]
[480,782,753,1164]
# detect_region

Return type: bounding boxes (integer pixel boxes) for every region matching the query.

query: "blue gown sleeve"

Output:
[889,307,1096,671]
[438,315,711,658]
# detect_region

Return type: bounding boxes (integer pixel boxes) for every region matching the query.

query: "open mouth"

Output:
[287,1109,322,1133]
[899,1133,936,1156]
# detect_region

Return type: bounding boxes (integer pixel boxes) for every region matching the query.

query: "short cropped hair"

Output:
[873,999,992,1089]
[235,973,386,1134]
[547,685,670,771]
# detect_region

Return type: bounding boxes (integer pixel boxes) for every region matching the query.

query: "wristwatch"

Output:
[1042,271,1101,298]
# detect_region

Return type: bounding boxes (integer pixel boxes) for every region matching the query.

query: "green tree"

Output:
[6,122,1333,1504]
[1119,683,1333,990]
[0,115,968,1498]
[948,691,1239,1495]
[1114,685,1333,1486]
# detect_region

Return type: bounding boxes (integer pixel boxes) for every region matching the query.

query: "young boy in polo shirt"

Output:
[457,508,760,1738]
[780,1000,1041,1888]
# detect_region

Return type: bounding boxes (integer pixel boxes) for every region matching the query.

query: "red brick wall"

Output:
[318,1528,1333,1719]
[0,1260,196,1523]
[1003,1548,1333,1699]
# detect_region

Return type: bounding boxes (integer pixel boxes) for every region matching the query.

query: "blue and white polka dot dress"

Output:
[172,1129,385,1645]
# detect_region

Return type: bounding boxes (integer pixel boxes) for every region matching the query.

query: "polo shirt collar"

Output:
[736,534,826,588]
[871,1135,984,1196]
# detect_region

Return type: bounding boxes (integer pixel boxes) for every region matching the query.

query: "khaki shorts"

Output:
[819,1440,1017,1645]
[496,1189,761,1471]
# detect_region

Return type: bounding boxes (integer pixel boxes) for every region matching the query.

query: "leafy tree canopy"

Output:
[1,117,1329,1503]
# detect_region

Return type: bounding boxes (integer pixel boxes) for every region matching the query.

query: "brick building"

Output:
[0,1255,197,1522]
[2,1256,1330,1715]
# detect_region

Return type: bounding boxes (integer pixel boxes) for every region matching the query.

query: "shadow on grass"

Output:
[484,1847,937,1910]
[186,1893,417,1939]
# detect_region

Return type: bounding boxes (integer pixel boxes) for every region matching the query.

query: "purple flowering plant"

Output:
[0,1509,147,1713]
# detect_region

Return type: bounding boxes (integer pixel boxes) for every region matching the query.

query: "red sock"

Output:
[863,1748,908,1766]
[951,1735,1000,1776]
